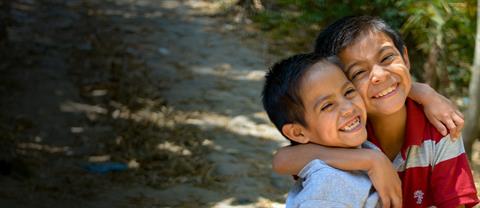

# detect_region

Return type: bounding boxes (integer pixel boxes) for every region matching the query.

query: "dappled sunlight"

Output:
[191,64,266,81]
[59,100,108,121]
[0,0,289,207]
[83,93,284,144]
[87,155,111,162]
[185,0,237,13]
[178,110,283,142]
[158,0,182,9]
[157,141,192,156]
[17,142,72,155]
[60,101,108,114]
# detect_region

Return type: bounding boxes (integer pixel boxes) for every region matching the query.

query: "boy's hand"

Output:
[367,151,402,208]
[423,91,464,140]
[410,82,464,140]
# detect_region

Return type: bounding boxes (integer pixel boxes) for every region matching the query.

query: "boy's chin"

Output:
[370,95,407,115]
[340,131,368,147]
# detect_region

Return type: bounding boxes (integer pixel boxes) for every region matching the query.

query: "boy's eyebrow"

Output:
[313,95,330,111]
[378,45,394,55]
[345,45,396,75]
[345,63,358,76]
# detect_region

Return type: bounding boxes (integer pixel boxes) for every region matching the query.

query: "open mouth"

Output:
[339,116,361,132]
[372,83,398,99]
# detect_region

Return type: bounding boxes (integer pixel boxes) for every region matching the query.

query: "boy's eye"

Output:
[381,54,395,63]
[321,103,333,111]
[351,70,365,80]
[345,88,356,97]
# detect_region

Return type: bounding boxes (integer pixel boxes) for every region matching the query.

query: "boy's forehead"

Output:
[300,65,352,110]
[300,62,347,92]
[338,31,397,58]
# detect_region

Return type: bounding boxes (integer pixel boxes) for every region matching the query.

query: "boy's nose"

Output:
[341,102,354,117]
[370,65,388,84]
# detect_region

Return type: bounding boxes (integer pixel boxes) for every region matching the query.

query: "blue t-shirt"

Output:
[286,141,380,208]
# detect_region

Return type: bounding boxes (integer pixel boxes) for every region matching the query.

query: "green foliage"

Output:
[250,0,476,99]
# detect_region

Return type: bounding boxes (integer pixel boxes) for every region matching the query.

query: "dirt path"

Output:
[132,0,291,206]
[0,0,291,207]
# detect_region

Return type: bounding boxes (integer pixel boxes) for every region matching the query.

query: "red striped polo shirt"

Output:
[367,99,479,208]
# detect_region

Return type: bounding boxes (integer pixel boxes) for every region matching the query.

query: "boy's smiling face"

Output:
[338,31,412,118]
[294,61,367,148]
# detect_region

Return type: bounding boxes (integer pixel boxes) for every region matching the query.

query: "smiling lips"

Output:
[340,116,361,132]
[372,83,398,98]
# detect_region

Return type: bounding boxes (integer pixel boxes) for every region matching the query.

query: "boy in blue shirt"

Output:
[263,53,381,207]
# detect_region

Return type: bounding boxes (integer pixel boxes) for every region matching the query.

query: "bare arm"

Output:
[272,144,402,208]
[273,144,378,174]
[408,82,464,139]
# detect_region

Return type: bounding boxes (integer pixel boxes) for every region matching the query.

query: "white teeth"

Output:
[341,117,360,131]
[374,85,396,98]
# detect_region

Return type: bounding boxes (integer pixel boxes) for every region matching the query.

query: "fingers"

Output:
[444,118,457,138]
[392,180,403,208]
[391,196,402,208]
[430,110,464,141]
[440,112,465,140]
[430,118,448,136]
[452,112,464,131]
[435,110,465,139]
[380,194,391,208]
[455,110,464,119]
[391,177,402,208]
[452,113,464,139]
[379,190,402,208]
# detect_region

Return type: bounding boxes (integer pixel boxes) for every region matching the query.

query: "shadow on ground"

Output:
[0,0,289,207]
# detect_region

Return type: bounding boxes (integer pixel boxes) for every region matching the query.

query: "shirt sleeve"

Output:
[289,159,378,208]
[298,200,349,208]
[431,135,479,208]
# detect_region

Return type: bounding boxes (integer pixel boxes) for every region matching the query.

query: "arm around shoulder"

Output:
[272,143,382,175]
[409,82,464,138]
[273,143,402,207]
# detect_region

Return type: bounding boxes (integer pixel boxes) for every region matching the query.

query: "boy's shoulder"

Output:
[298,159,346,178]
[288,159,376,208]
[404,99,444,145]
[402,99,467,170]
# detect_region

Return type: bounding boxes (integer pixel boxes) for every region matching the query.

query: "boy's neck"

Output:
[369,105,407,160]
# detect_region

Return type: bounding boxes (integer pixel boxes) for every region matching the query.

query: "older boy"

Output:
[273,16,479,208]
[263,54,380,207]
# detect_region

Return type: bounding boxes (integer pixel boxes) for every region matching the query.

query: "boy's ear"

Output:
[282,123,310,144]
[402,46,411,70]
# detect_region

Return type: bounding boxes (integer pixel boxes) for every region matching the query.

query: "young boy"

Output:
[263,54,381,207]
[273,16,479,208]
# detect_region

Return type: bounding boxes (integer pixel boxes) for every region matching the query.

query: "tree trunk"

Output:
[236,0,264,11]
[463,0,480,157]
[423,37,441,91]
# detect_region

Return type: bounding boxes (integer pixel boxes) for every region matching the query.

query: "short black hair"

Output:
[314,15,404,58]
[262,53,341,144]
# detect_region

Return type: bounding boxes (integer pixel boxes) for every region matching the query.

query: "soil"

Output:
[0,0,290,207]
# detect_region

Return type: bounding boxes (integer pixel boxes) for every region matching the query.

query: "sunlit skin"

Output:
[272,27,468,208]
[337,31,469,208]
[339,31,412,118]
[338,30,412,159]
[283,61,368,148]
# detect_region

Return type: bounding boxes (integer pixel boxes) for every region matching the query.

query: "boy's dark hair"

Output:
[314,15,404,58]
[262,53,341,144]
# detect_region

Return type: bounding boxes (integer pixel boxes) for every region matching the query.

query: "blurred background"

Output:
[0,0,479,207]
